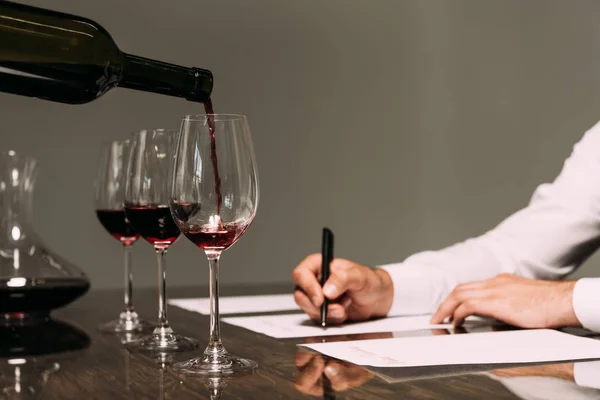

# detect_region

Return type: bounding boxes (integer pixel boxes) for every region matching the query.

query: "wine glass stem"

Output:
[155,248,171,332]
[206,253,224,355]
[123,244,134,313]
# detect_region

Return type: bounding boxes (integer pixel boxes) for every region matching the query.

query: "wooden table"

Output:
[2,285,599,399]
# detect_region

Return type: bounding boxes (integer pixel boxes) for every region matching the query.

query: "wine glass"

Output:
[123,129,198,352]
[169,114,259,375]
[95,139,151,333]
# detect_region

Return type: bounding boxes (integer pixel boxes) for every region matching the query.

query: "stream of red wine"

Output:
[204,98,223,219]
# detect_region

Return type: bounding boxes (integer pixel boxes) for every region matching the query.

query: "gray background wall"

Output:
[2,0,600,290]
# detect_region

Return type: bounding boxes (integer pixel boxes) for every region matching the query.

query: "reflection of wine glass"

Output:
[0,358,60,398]
[95,139,151,333]
[124,129,197,352]
[169,115,259,376]
[205,376,228,400]
[117,334,143,394]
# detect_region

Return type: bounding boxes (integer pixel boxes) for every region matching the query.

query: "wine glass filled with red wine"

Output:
[95,139,152,333]
[124,129,198,352]
[169,114,259,375]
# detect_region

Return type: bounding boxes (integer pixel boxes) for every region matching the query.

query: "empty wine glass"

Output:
[124,129,198,352]
[169,114,259,375]
[95,139,151,333]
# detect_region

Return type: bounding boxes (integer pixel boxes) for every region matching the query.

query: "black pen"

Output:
[320,228,334,327]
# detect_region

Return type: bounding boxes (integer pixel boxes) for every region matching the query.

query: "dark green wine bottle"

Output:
[0,0,213,104]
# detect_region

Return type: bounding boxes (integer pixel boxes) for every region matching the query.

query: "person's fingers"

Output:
[339,364,373,388]
[294,289,321,319]
[451,300,479,327]
[324,361,372,392]
[340,293,352,309]
[323,262,368,300]
[296,290,350,325]
[322,292,358,324]
[452,326,469,334]
[293,379,322,397]
[295,349,316,368]
[293,354,325,395]
[292,253,324,307]
[430,292,463,324]
[431,328,450,336]
[452,295,494,327]
[325,303,347,325]
[324,362,348,391]
[430,285,486,324]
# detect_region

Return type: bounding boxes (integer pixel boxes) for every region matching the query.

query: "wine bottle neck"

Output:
[119,54,213,103]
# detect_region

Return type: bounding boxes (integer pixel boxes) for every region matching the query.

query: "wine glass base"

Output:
[125,333,199,353]
[172,353,258,376]
[97,318,154,333]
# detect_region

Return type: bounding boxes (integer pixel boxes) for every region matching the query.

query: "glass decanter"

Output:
[0,151,90,324]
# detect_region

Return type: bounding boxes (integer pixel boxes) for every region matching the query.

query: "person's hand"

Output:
[430,273,580,328]
[292,254,394,324]
[294,349,373,396]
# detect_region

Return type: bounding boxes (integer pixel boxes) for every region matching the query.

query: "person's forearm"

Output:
[380,121,600,317]
[379,233,520,316]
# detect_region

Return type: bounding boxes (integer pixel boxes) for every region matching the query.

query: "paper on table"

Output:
[300,329,600,368]
[168,294,299,315]
[222,313,491,339]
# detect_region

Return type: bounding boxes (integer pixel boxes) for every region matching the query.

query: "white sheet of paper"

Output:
[300,329,600,367]
[222,313,490,339]
[168,294,299,315]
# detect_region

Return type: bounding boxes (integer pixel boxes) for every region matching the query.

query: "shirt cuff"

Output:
[573,278,600,332]
[574,361,600,390]
[378,263,444,316]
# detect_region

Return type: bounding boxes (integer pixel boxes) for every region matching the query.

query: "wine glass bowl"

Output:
[169,114,259,375]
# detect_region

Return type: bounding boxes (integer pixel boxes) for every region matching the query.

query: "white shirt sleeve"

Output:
[379,120,600,330]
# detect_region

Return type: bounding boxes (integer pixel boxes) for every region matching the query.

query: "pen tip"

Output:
[321,322,326,327]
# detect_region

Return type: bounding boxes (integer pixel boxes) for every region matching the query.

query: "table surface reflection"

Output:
[2,285,600,399]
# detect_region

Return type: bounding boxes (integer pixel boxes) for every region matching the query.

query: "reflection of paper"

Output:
[168,294,299,315]
[300,329,600,368]
[222,313,490,339]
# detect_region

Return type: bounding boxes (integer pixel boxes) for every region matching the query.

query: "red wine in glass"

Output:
[124,205,180,248]
[95,209,140,246]
[170,202,248,251]
[183,223,247,251]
